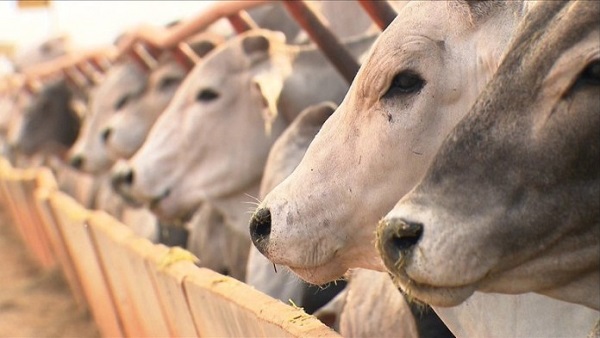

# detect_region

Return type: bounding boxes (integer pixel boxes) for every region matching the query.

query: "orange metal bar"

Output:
[226,10,258,34]
[283,1,360,84]
[116,0,271,58]
[357,0,397,30]
[171,43,200,72]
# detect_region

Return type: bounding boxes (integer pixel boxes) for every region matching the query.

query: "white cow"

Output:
[251,1,599,337]
[248,102,342,315]
[257,100,432,337]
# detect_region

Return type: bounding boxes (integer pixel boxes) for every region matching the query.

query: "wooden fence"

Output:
[0,156,339,337]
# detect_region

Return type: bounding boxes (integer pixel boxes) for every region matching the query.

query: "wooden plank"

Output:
[85,211,146,337]
[19,169,57,269]
[121,236,172,337]
[49,192,124,338]
[184,267,340,337]
[146,248,201,337]
[1,169,54,268]
[0,157,11,205]
[0,163,26,237]
[34,175,87,308]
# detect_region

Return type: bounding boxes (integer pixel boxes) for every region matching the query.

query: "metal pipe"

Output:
[283,1,360,84]
[357,0,397,30]
[171,43,200,71]
[227,10,258,34]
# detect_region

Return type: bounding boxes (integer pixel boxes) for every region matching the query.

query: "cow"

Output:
[376,0,599,313]
[7,78,80,158]
[249,101,348,315]
[1,36,75,159]
[257,100,451,337]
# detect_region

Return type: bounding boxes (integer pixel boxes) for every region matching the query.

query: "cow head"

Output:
[377,0,600,310]
[251,1,530,284]
[68,58,147,173]
[99,57,186,160]
[68,34,221,174]
[8,78,80,157]
[112,29,290,224]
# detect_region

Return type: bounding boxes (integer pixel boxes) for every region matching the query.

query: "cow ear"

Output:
[252,70,285,136]
[188,33,223,58]
[189,40,217,58]
[242,34,271,64]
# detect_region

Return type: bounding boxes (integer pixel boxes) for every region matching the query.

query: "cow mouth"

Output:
[386,263,478,307]
[148,188,171,210]
[285,255,348,285]
[147,189,196,224]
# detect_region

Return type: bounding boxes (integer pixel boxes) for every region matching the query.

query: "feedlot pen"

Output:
[0,157,339,337]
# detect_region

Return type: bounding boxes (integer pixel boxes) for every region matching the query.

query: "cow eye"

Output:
[385,71,425,97]
[158,76,182,91]
[196,89,220,102]
[578,60,600,86]
[114,95,131,111]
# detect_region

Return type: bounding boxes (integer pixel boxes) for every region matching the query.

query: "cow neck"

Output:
[210,179,261,239]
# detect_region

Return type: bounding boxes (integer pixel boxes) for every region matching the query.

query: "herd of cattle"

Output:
[0,1,598,337]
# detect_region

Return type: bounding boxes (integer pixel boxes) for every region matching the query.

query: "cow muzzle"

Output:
[376,217,423,271]
[111,165,134,189]
[110,165,142,206]
[69,153,85,170]
[249,207,271,254]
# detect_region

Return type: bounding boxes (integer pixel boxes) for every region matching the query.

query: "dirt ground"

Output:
[0,207,99,338]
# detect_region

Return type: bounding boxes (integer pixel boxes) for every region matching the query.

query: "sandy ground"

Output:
[0,207,99,338]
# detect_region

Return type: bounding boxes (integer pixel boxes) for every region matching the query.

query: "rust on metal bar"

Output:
[129,43,159,72]
[161,1,269,47]
[22,46,116,82]
[78,61,104,84]
[283,1,360,84]
[63,67,89,89]
[89,56,111,73]
[357,0,397,30]
[227,10,258,34]
[171,43,200,71]
[116,0,271,59]
[74,62,98,85]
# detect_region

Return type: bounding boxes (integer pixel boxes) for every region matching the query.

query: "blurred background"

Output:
[0,0,216,72]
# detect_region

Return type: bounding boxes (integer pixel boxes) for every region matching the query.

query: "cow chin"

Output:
[287,259,350,286]
[387,265,477,307]
[148,192,198,225]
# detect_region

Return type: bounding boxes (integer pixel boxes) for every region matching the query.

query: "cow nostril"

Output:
[101,128,112,143]
[70,155,84,169]
[112,168,134,189]
[249,207,272,252]
[390,220,423,251]
[123,169,134,185]
[378,218,423,265]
